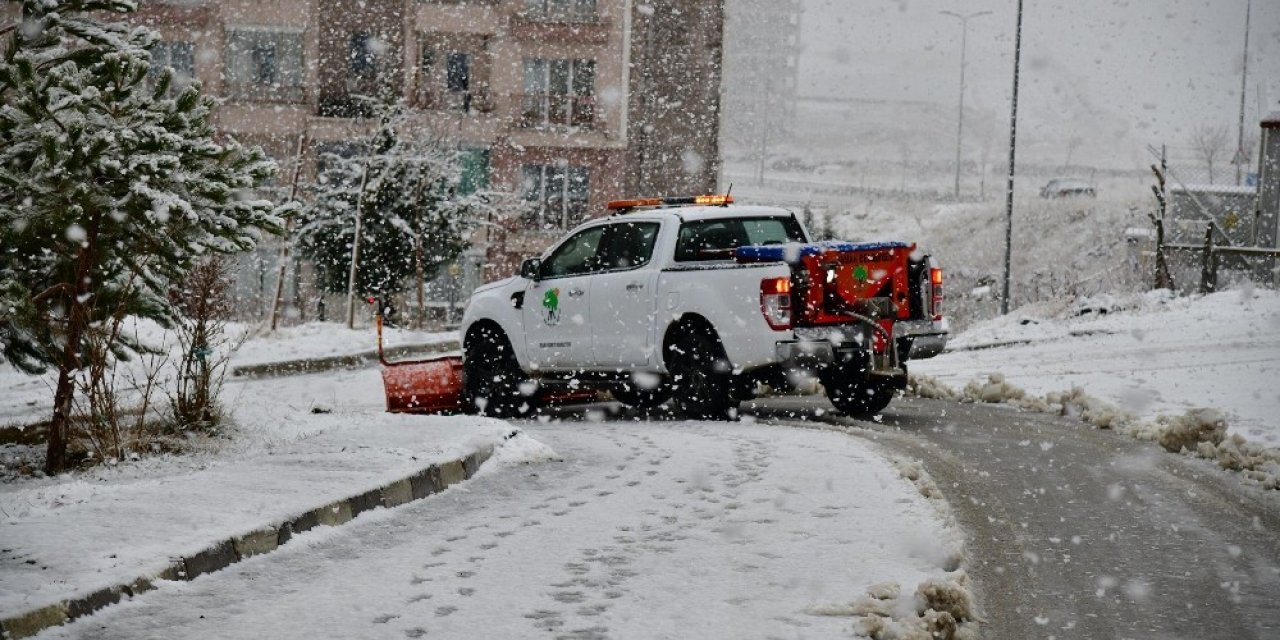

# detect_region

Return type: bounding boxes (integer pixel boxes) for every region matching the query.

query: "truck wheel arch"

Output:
[662,314,723,368]
[464,319,509,354]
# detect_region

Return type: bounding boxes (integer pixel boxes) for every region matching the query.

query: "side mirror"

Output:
[520,257,542,281]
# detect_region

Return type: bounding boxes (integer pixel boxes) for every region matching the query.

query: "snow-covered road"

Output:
[754,396,1280,639]
[39,421,956,639]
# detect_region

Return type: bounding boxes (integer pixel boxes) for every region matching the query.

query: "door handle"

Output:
[567,288,585,297]
[625,282,644,292]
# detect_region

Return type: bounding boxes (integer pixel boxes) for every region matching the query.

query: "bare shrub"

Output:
[169,258,237,432]
[69,275,168,465]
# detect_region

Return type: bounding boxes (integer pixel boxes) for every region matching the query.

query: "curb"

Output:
[0,439,505,639]
[230,340,461,379]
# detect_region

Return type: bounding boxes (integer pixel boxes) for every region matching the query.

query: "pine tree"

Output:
[297,99,494,311]
[0,0,288,473]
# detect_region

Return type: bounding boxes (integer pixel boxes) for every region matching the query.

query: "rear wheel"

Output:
[611,377,671,409]
[666,330,739,420]
[462,324,539,418]
[824,361,897,417]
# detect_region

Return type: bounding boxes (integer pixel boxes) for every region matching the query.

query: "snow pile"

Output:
[903,374,958,401]
[475,429,562,475]
[906,373,1280,489]
[1147,407,1227,453]
[810,575,979,640]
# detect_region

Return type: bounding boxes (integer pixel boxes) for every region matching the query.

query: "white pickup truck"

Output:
[460,195,947,419]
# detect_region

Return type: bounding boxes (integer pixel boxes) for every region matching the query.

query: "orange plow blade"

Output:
[380,355,464,414]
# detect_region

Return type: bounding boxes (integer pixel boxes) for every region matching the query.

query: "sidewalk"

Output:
[0,327,529,639]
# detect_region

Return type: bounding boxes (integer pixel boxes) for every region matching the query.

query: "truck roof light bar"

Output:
[607,194,734,212]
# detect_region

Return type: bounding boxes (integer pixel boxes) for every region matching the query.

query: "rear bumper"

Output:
[775,339,835,364]
[895,318,949,360]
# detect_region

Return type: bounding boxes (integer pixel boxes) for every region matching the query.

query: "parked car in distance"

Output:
[1040,179,1096,199]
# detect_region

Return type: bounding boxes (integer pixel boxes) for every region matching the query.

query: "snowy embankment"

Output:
[0,357,542,623]
[912,288,1280,488]
[228,321,455,368]
[0,320,455,429]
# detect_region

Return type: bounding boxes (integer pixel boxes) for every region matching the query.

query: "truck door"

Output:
[522,225,605,371]
[590,221,661,368]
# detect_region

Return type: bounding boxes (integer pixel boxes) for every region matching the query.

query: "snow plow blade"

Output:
[381,354,464,414]
[374,316,598,415]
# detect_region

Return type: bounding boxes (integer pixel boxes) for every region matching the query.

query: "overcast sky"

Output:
[798,0,1280,168]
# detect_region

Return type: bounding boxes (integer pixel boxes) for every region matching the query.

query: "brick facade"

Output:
[116,0,724,285]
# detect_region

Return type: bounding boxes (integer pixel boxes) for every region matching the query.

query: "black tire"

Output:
[611,376,672,409]
[462,324,539,418]
[824,366,896,417]
[666,330,739,420]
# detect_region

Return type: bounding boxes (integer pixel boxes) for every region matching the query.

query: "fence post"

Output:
[1149,165,1172,290]
[1200,224,1217,294]
[1153,217,1171,289]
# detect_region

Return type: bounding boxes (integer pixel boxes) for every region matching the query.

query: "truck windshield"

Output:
[674,217,806,262]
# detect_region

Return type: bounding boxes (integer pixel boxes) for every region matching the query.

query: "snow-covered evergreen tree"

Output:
[297,99,495,304]
[0,0,289,473]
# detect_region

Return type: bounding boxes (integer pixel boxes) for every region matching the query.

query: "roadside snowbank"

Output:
[916,288,1280,446]
[910,288,1280,490]
[803,453,978,639]
[0,405,528,617]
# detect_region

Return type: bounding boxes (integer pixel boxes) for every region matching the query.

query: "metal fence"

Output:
[1146,148,1278,292]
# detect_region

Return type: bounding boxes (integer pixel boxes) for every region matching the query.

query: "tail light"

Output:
[929,267,943,320]
[760,277,792,330]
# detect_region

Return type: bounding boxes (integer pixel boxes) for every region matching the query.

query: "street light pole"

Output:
[940,10,991,200]
[1234,0,1252,186]
[1001,0,1024,315]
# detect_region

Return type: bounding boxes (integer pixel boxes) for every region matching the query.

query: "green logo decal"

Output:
[542,288,561,325]
[853,265,869,281]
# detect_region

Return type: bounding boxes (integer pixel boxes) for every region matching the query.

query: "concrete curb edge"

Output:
[0,438,505,639]
[230,341,461,379]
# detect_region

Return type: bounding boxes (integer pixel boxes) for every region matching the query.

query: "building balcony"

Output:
[416,90,495,115]
[515,94,598,130]
[510,14,612,45]
[223,83,308,105]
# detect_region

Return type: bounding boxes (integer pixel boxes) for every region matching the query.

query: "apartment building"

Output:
[122,0,725,286]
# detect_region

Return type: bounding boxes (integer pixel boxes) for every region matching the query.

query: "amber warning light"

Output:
[607,194,735,211]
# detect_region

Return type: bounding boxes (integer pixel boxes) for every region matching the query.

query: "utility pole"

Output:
[1233,0,1252,186]
[756,78,771,185]
[345,165,371,329]
[1001,0,1024,315]
[940,10,991,200]
[269,132,308,331]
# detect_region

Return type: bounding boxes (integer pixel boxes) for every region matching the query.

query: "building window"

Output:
[446,52,471,94]
[418,35,489,113]
[252,43,277,84]
[524,0,597,22]
[149,40,195,90]
[226,28,304,102]
[458,148,490,195]
[521,58,595,128]
[349,32,378,77]
[522,164,589,229]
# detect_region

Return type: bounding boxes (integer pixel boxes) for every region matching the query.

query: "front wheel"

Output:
[462,325,539,418]
[666,331,739,420]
